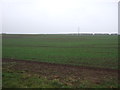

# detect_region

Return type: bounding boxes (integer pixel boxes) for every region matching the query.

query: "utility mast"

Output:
[78,26,80,36]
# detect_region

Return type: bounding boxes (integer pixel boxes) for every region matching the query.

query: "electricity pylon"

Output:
[78,26,80,36]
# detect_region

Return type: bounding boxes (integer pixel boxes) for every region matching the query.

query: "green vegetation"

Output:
[2,72,68,88]
[3,72,118,88]
[2,34,118,69]
[2,34,119,88]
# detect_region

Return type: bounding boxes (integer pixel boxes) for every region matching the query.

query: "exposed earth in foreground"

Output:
[2,58,119,88]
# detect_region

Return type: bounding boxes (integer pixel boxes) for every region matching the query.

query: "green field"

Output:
[2,34,118,69]
[2,34,119,88]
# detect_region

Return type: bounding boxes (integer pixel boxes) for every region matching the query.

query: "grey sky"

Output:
[1,0,119,34]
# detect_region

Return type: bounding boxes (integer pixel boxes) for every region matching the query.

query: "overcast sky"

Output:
[1,0,119,34]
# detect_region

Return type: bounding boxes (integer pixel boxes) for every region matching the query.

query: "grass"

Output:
[2,70,118,88]
[2,72,69,88]
[2,34,118,69]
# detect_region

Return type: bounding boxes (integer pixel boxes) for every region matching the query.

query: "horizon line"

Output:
[1,32,119,35]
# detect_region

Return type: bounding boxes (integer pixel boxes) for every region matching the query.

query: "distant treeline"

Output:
[1,33,119,35]
[67,33,118,35]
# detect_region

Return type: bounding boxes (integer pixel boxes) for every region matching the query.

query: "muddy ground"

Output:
[2,58,119,88]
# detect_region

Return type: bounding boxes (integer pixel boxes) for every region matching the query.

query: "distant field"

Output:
[2,34,118,69]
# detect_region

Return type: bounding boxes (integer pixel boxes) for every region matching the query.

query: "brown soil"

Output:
[2,58,119,87]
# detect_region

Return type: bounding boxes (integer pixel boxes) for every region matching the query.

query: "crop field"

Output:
[2,34,119,88]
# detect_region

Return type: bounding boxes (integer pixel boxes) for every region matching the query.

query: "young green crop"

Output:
[2,34,118,69]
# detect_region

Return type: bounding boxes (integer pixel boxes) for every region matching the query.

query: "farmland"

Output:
[2,34,119,88]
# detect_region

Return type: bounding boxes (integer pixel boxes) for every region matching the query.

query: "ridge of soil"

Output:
[2,58,119,72]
